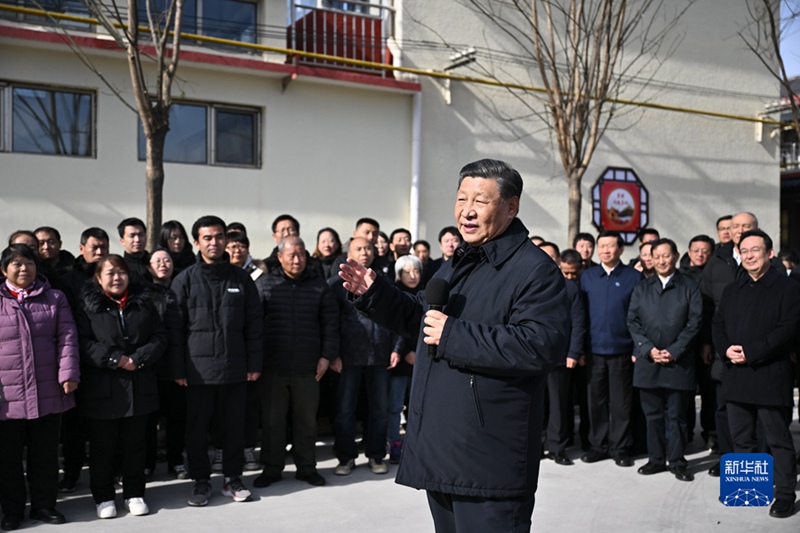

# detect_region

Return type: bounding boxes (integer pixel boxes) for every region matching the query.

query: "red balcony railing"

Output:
[288,1,394,77]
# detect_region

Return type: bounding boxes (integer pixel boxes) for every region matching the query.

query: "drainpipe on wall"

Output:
[410,91,421,240]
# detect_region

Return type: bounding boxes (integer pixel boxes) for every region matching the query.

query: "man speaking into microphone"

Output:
[339,159,570,532]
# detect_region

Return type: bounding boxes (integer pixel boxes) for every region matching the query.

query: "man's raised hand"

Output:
[338,258,377,295]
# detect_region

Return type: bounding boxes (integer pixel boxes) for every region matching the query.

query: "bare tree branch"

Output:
[452,0,689,243]
[740,0,800,142]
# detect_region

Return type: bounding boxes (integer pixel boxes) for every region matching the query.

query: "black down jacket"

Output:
[255,267,339,374]
[330,276,403,367]
[171,254,263,385]
[76,283,166,419]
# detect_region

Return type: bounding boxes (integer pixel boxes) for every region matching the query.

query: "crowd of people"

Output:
[0,208,798,530]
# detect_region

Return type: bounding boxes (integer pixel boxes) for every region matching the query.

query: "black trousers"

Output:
[259,373,320,476]
[639,388,692,468]
[546,366,572,455]
[87,415,148,504]
[146,380,188,471]
[567,363,590,449]
[185,383,246,480]
[695,355,716,439]
[0,413,61,515]
[244,380,261,449]
[714,382,734,455]
[586,354,633,455]
[727,401,798,502]
[426,491,535,533]
[59,406,87,483]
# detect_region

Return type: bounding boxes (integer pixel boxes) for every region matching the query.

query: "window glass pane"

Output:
[216,109,256,166]
[138,103,207,164]
[12,87,92,156]
[138,0,197,34]
[16,0,91,29]
[202,0,256,43]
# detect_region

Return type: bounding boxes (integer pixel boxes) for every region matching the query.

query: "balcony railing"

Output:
[288,1,395,77]
[781,142,800,170]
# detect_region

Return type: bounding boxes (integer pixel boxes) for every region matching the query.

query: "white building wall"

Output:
[0,0,782,262]
[0,38,413,259]
[400,0,780,257]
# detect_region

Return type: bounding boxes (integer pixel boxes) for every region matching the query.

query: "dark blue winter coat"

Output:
[580,262,642,355]
[353,218,569,498]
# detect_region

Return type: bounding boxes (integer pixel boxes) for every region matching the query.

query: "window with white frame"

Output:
[0,82,94,157]
[137,102,261,168]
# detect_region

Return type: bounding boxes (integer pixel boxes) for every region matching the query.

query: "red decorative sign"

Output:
[591,167,649,244]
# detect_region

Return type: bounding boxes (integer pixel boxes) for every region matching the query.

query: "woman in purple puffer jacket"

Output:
[0,244,80,531]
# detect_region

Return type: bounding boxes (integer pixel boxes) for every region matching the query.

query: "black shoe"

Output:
[57,478,77,493]
[705,434,718,453]
[580,450,609,464]
[637,462,667,475]
[1,514,22,531]
[295,471,326,486]
[29,508,65,524]
[546,452,574,466]
[613,453,634,467]
[670,466,694,482]
[708,462,720,477]
[769,498,795,518]
[253,472,282,488]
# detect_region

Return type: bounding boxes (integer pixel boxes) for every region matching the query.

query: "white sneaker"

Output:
[211,449,223,472]
[221,477,252,502]
[125,497,149,516]
[96,500,117,519]
[334,459,356,476]
[243,447,259,471]
[369,458,388,474]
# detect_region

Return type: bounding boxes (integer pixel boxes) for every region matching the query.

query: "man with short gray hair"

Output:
[253,236,339,489]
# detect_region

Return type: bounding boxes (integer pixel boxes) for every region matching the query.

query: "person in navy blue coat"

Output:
[579,230,643,467]
[339,159,570,533]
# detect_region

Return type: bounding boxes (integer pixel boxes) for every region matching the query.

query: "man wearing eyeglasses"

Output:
[712,229,800,519]
[700,211,758,476]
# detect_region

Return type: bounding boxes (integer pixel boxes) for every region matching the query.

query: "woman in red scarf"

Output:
[76,255,166,519]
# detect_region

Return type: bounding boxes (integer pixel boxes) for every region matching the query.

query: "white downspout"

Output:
[388,2,420,240]
[410,91,421,240]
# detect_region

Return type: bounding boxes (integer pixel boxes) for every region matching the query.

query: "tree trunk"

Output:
[566,168,585,247]
[145,131,167,252]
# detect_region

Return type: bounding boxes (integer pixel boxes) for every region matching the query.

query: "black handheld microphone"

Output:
[425,278,449,361]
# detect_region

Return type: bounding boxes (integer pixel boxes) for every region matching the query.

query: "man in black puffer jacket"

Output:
[253,236,339,489]
[171,216,263,507]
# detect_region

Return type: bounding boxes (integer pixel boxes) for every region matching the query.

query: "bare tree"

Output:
[740,1,800,142]
[452,1,689,244]
[40,0,185,250]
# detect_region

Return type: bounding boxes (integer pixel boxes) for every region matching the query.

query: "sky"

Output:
[782,20,800,77]
[783,4,800,77]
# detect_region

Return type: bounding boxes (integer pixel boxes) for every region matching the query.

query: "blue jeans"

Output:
[387,375,409,442]
[334,365,389,461]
